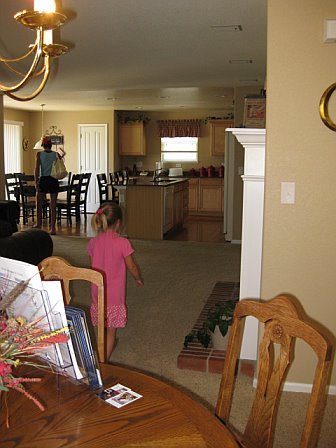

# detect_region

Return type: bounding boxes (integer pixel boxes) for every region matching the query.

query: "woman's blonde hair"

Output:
[91,202,122,233]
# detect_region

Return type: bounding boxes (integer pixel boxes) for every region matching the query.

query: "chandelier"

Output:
[0,0,68,102]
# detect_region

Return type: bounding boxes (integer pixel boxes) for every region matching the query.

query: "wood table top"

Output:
[0,363,238,448]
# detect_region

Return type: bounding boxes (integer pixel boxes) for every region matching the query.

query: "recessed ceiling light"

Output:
[229,59,253,64]
[215,95,227,98]
[135,106,143,109]
[211,25,242,32]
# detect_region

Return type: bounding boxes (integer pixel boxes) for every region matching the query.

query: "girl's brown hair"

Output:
[91,202,122,233]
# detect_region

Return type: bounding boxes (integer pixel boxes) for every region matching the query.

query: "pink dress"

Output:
[87,230,134,328]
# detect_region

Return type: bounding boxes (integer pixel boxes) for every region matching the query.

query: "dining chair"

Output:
[108,172,119,202]
[18,174,36,225]
[56,173,83,224]
[77,172,91,219]
[39,255,106,363]
[215,294,332,448]
[5,173,20,202]
[96,173,109,205]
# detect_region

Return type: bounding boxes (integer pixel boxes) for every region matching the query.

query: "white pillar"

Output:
[228,128,266,360]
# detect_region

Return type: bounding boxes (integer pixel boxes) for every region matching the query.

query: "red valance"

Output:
[157,119,201,138]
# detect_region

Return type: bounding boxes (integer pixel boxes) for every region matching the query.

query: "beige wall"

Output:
[263,0,336,385]
[4,109,116,175]
[0,97,4,199]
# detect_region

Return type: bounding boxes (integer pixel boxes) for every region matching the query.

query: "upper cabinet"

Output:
[209,120,234,157]
[118,122,146,156]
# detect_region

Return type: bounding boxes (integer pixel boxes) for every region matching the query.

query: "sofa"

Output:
[0,200,53,265]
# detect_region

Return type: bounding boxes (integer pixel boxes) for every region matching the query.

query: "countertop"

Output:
[116,176,189,187]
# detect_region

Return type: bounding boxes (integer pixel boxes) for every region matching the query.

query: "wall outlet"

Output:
[176,163,181,168]
[281,182,295,204]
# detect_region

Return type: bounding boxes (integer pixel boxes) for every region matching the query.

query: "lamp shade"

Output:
[33,138,43,150]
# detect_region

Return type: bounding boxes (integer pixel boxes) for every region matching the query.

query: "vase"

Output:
[211,326,230,351]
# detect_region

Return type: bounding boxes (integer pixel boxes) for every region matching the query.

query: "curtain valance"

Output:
[157,119,201,138]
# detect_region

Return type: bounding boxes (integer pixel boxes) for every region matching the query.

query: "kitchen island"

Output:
[118,177,188,240]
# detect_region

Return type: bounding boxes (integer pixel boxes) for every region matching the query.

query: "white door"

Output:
[78,124,107,213]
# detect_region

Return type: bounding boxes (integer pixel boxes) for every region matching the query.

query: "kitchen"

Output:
[115,103,250,242]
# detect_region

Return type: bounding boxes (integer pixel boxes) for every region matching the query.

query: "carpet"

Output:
[52,235,336,448]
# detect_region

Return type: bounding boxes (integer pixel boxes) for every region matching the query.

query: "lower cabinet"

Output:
[188,178,223,216]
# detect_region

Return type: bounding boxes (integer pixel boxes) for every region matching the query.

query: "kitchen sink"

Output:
[150,178,175,183]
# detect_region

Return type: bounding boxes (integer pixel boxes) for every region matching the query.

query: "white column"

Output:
[228,128,266,360]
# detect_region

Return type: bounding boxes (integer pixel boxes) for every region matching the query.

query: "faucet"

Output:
[152,168,165,181]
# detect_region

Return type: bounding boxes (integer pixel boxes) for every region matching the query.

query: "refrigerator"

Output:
[223,130,236,242]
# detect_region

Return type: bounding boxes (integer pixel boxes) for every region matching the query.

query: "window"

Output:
[161,137,198,163]
[4,121,23,174]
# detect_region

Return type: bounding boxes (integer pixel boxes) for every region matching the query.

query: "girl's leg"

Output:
[106,327,117,360]
[36,191,46,227]
[50,192,58,234]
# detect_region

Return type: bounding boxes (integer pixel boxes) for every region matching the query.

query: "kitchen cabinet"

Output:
[209,120,234,156]
[173,183,184,228]
[188,178,224,216]
[124,179,187,240]
[187,178,199,212]
[118,122,146,156]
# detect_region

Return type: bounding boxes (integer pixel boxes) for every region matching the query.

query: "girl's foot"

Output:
[50,229,56,235]
[32,224,41,229]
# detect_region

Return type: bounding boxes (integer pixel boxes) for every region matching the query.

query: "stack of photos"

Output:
[96,383,142,408]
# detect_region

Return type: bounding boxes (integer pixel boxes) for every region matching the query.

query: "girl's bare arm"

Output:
[125,254,143,287]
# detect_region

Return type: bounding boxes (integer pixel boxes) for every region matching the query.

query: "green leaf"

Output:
[218,320,229,337]
[184,333,194,348]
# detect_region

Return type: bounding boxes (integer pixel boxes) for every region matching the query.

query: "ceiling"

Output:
[1,0,267,112]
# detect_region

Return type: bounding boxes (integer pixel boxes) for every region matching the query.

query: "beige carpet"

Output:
[52,235,336,448]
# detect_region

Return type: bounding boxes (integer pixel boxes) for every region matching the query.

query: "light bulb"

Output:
[34,0,56,13]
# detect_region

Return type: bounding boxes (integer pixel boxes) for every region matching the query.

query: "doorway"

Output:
[78,124,107,213]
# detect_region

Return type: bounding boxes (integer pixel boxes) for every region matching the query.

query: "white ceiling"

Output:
[1,0,267,112]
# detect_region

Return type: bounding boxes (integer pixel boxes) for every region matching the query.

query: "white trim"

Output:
[4,120,24,126]
[253,378,336,395]
[241,174,264,182]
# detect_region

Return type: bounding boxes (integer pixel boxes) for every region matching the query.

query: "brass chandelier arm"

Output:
[0,45,36,64]
[4,55,51,102]
[319,82,336,132]
[0,29,44,94]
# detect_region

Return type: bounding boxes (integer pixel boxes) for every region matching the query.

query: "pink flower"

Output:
[0,361,12,376]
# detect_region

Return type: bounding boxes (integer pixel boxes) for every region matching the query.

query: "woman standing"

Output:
[34,136,59,235]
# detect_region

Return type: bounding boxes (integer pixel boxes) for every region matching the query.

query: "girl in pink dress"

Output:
[88,202,143,359]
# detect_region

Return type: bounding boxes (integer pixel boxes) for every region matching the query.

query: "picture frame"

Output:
[243,96,266,128]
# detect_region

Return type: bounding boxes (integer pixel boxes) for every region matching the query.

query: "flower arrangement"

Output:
[0,278,69,427]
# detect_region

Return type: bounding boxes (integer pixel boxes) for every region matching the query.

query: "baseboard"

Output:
[253,378,336,395]
[231,240,241,244]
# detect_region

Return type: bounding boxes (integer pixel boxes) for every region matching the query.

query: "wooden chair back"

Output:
[96,173,109,205]
[39,256,106,363]
[215,294,333,448]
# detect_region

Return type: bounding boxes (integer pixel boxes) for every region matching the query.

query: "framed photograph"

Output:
[243,96,266,128]
[50,135,64,145]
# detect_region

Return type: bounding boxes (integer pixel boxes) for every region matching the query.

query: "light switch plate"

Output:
[281,182,295,204]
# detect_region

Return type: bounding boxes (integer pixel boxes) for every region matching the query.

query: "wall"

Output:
[0,97,4,199]
[4,109,116,175]
[264,0,336,386]
[119,108,233,173]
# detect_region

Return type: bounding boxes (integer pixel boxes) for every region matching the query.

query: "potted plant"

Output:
[184,300,236,349]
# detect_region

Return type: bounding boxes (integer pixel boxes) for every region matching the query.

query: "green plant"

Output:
[184,300,236,349]
[117,112,151,124]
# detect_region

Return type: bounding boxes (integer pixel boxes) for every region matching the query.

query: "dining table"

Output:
[0,363,239,447]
